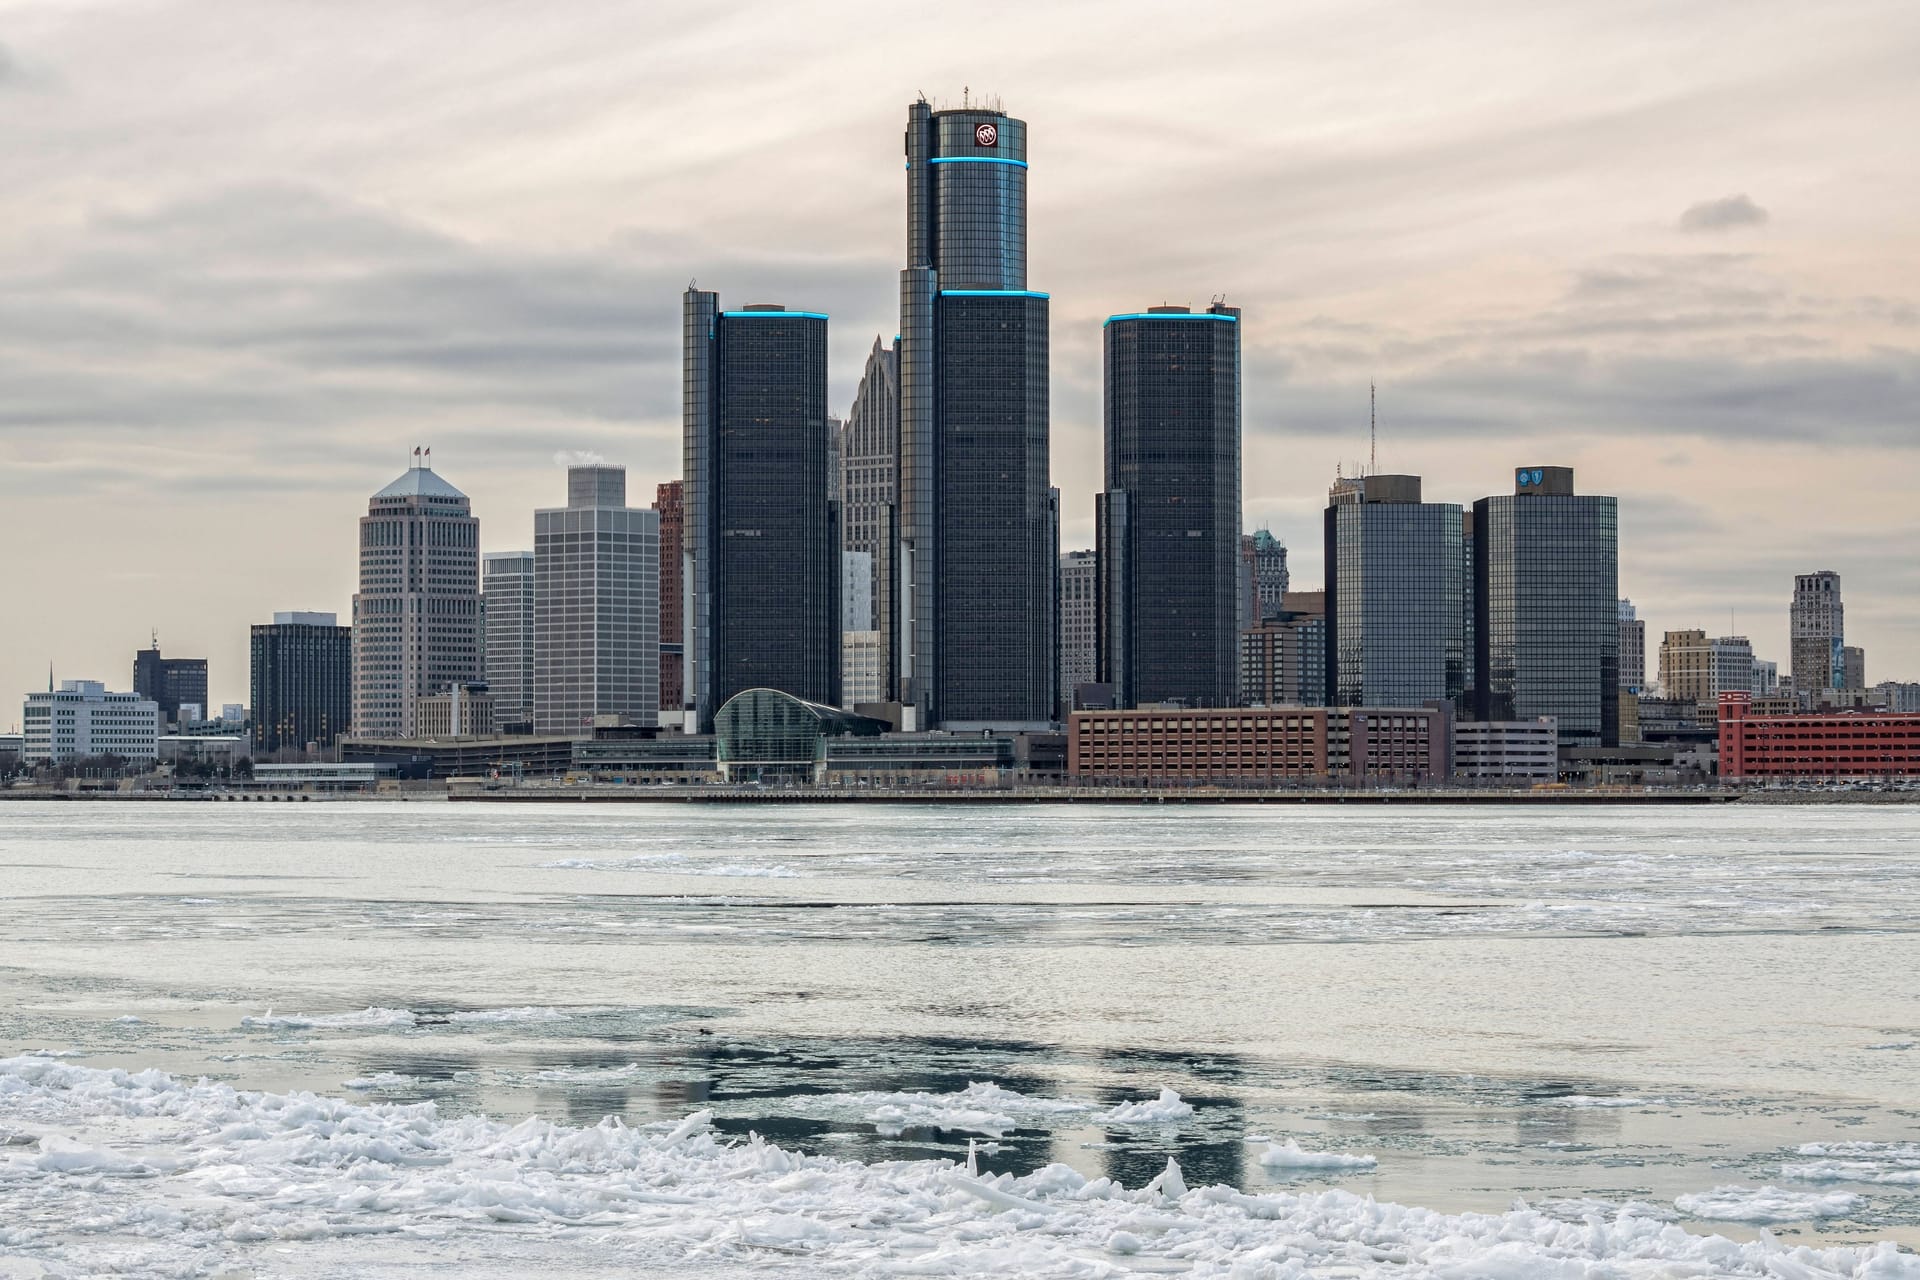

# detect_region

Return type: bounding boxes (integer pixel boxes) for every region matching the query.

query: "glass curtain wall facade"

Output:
[683,294,839,731]
[132,649,208,727]
[250,618,352,753]
[1323,475,1465,709]
[1098,306,1241,709]
[899,100,1054,729]
[532,465,659,735]
[1472,466,1620,745]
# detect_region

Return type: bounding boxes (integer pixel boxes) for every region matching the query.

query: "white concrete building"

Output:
[22,681,161,764]
[842,550,873,633]
[533,464,660,735]
[352,458,481,739]
[841,630,886,706]
[1454,718,1559,781]
[483,551,535,727]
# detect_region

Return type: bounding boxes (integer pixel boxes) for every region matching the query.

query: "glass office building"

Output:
[898,99,1055,729]
[1324,474,1466,709]
[482,551,535,728]
[683,294,839,731]
[1098,305,1241,709]
[250,612,352,753]
[1473,466,1620,745]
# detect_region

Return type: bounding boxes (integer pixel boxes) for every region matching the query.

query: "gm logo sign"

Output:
[974,122,998,147]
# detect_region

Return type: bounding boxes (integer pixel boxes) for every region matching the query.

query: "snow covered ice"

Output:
[5,1057,1917,1279]
[1254,1139,1378,1171]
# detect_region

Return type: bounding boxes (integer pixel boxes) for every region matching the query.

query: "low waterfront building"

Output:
[1453,719,1559,782]
[340,734,578,780]
[1068,704,1451,785]
[1718,692,1920,781]
[157,735,250,768]
[22,681,161,764]
[251,762,398,793]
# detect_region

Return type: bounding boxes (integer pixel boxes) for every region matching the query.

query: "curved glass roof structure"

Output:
[713,688,887,771]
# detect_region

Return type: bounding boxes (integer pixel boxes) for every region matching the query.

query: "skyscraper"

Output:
[1472,466,1619,745]
[683,293,839,729]
[842,337,899,644]
[250,611,351,754]
[533,464,659,735]
[1324,473,1466,708]
[654,480,685,720]
[482,551,535,728]
[1243,528,1289,624]
[898,98,1054,729]
[1791,571,1844,693]
[1619,598,1646,693]
[1058,549,1098,715]
[351,457,480,740]
[132,644,208,729]
[1097,304,1241,709]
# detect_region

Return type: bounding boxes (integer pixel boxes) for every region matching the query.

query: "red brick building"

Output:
[1718,691,1920,780]
[1068,705,1451,783]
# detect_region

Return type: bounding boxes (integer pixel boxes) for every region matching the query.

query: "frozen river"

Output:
[2,801,1918,1276]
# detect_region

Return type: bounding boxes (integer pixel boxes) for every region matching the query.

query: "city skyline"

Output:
[4,2,1920,710]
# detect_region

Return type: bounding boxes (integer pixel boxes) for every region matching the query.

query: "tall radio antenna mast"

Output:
[1369,383,1377,474]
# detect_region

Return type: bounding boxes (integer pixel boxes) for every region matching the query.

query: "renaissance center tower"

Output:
[897,99,1055,730]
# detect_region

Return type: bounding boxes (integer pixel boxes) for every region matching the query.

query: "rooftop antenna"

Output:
[963,85,969,109]
[1369,384,1377,475]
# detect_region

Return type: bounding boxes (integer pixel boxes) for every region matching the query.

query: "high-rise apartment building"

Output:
[132,645,208,729]
[842,338,899,680]
[351,459,480,740]
[1791,571,1844,693]
[654,480,685,719]
[1097,305,1241,709]
[898,98,1054,730]
[250,611,351,754]
[1618,599,1646,693]
[683,294,839,729]
[1324,474,1466,708]
[532,465,659,735]
[482,552,535,728]
[1472,466,1619,745]
[1058,550,1098,716]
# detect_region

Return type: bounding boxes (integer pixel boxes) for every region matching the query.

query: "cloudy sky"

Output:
[2,0,1917,712]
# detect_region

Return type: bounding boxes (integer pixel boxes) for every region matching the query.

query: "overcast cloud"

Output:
[2,0,1917,708]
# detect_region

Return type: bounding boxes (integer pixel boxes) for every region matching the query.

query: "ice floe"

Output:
[1786,1143,1920,1186]
[238,1005,418,1030]
[1099,1088,1195,1124]
[541,853,799,878]
[1254,1139,1377,1171]
[794,1081,1094,1137]
[1675,1184,1865,1223]
[446,1005,572,1023]
[4,1057,1916,1278]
